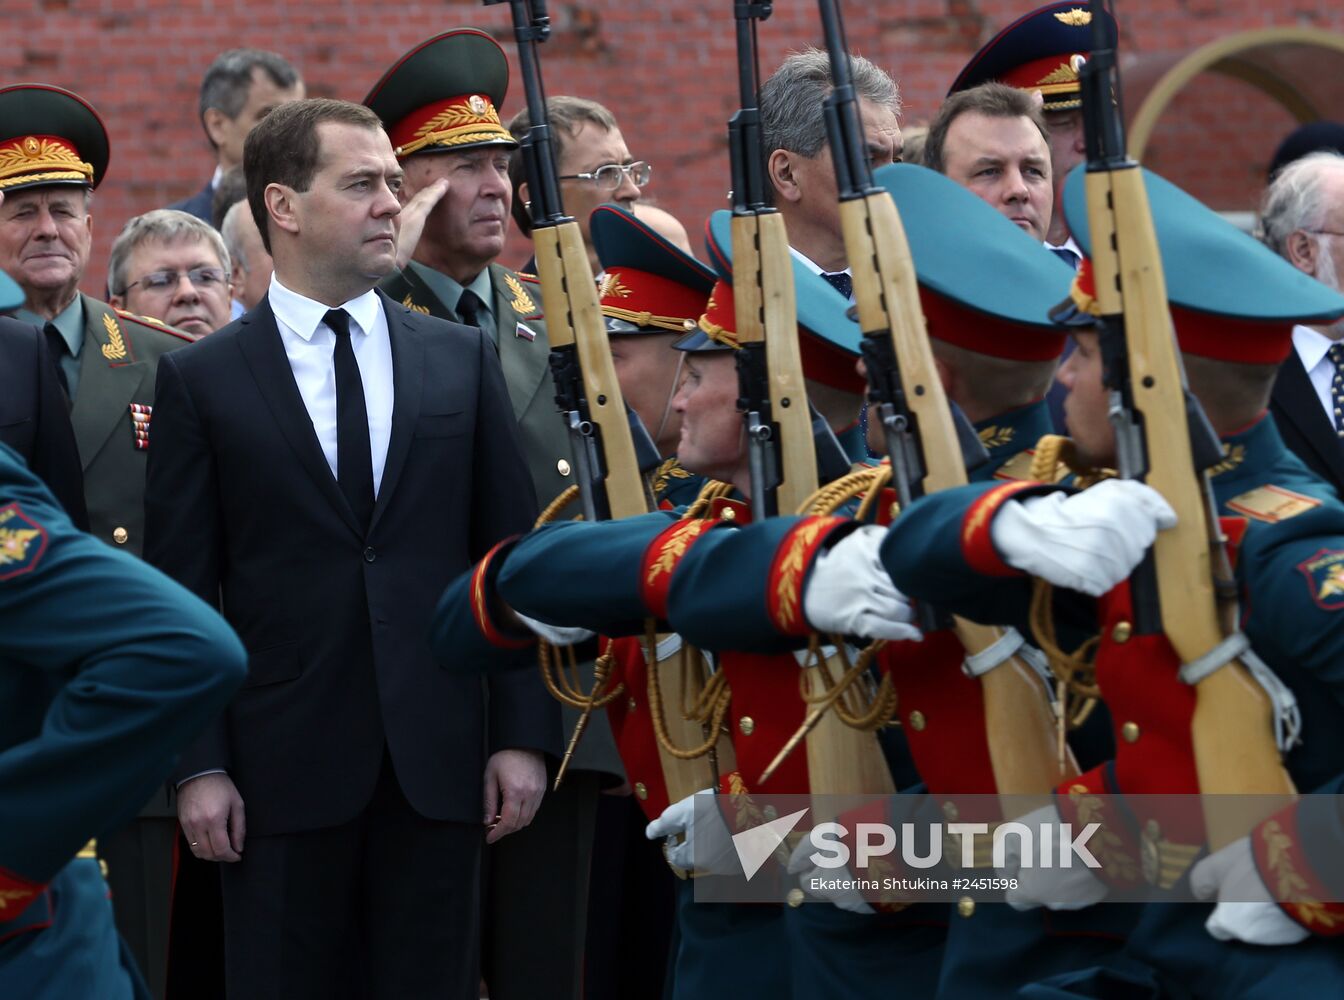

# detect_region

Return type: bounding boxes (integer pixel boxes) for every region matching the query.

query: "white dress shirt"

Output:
[1291,323,1344,428]
[789,246,853,299]
[268,276,395,495]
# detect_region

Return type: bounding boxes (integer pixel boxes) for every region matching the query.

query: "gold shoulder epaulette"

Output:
[994,449,1069,484]
[1226,484,1321,523]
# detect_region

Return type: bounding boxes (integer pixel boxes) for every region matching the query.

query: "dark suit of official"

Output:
[383,261,621,1000]
[1271,349,1344,494]
[144,290,559,997]
[0,317,87,528]
[166,182,213,225]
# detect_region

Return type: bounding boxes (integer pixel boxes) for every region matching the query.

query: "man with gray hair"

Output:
[220,199,274,313]
[168,48,304,222]
[759,47,903,290]
[109,209,233,338]
[1262,150,1344,492]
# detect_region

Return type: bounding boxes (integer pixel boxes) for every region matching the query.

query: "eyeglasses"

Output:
[119,266,228,295]
[558,161,652,191]
[1306,229,1344,239]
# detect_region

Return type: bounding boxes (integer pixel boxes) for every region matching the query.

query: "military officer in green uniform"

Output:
[0,83,200,999]
[363,31,625,1000]
[0,375,246,998]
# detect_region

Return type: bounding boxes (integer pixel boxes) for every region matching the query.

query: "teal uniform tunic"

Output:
[0,443,246,998]
[663,401,1129,999]
[883,415,1344,998]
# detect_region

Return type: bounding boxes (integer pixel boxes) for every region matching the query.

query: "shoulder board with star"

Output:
[1225,484,1322,524]
[112,307,197,343]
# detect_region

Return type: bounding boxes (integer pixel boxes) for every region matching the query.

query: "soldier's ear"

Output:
[1286,230,1318,276]
[768,149,803,204]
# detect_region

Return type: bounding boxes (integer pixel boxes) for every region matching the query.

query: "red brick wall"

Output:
[9,0,1344,295]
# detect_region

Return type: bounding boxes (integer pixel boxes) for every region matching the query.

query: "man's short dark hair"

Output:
[924,83,1048,175]
[199,49,301,146]
[506,96,620,236]
[244,98,383,253]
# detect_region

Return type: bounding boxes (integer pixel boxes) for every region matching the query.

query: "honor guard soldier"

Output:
[365,33,622,1000]
[0,430,246,998]
[0,83,198,998]
[432,238,864,1000]
[881,166,1344,997]
[663,165,1139,999]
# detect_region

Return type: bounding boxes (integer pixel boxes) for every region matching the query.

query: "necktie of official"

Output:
[820,271,853,300]
[324,309,375,530]
[456,288,483,329]
[43,322,71,397]
[1049,246,1081,270]
[1329,342,1344,436]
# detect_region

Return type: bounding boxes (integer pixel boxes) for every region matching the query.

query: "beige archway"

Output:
[1125,27,1344,159]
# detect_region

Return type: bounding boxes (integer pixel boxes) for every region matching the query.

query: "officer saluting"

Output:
[0,252,245,996]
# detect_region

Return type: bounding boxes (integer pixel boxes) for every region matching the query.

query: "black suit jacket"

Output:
[0,317,88,528]
[166,182,214,225]
[144,291,557,836]
[1270,348,1344,494]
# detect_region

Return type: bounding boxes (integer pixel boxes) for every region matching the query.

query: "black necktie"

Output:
[1050,246,1081,271]
[43,322,70,397]
[820,271,853,300]
[1329,342,1344,436]
[457,289,483,329]
[324,309,375,530]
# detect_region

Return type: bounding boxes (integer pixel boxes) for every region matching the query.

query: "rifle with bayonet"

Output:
[728,0,848,518]
[814,0,1076,797]
[485,0,658,524]
[1076,0,1295,845]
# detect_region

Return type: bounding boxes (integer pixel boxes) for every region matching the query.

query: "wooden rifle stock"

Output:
[531,223,649,519]
[841,192,1073,797]
[1083,167,1296,845]
[730,212,819,515]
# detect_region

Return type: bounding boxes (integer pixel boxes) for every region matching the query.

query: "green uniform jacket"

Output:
[70,294,194,559]
[381,262,623,780]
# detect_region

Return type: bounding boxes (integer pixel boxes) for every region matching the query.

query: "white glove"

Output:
[787,834,875,914]
[803,525,923,642]
[1000,805,1109,911]
[1190,835,1309,946]
[646,789,741,876]
[990,480,1177,597]
[514,611,595,646]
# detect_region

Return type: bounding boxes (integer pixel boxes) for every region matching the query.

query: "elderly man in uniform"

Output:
[362,30,629,1000]
[0,85,197,998]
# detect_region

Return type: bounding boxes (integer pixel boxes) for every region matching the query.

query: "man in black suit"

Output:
[0,311,87,528]
[144,97,556,999]
[1261,150,1344,492]
[167,49,304,223]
